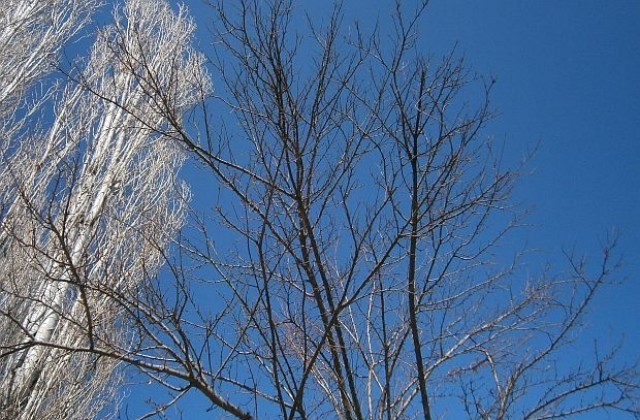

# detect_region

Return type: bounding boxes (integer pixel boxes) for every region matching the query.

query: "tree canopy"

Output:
[0,0,638,419]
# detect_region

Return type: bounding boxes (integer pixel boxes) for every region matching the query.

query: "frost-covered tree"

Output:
[0,0,208,418]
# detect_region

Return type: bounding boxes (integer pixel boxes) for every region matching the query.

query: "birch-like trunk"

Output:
[0,0,209,418]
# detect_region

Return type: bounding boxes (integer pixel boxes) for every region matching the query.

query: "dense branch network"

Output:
[0,0,637,419]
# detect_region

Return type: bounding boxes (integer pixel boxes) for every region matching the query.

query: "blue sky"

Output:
[118,0,639,418]
[410,0,640,351]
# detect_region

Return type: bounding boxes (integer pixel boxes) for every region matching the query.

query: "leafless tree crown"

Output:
[0,0,207,418]
[0,0,637,419]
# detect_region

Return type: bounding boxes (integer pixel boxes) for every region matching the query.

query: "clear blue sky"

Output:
[412,0,640,355]
[119,0,640,418]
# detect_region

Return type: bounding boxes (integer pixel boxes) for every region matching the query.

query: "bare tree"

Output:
[156,0,638,418]
[0,0,207,418]
[0,0,96,121]
[0,0,97,242]
[1,0,638,419]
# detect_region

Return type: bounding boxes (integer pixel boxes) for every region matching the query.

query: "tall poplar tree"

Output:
[0,0,209,417]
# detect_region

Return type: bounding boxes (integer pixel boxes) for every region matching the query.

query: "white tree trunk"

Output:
[0,0,209,418]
